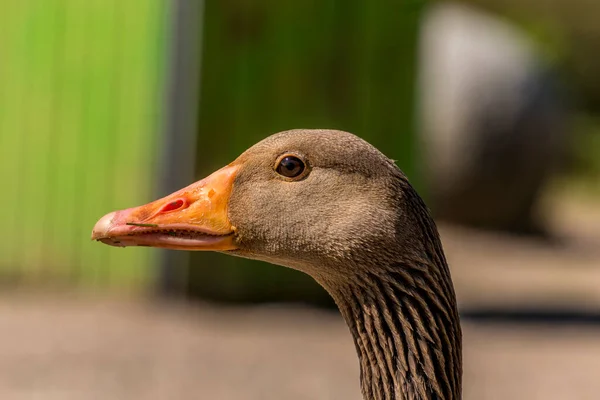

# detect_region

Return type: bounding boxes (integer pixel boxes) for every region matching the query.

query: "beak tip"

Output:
[92,211,116,240]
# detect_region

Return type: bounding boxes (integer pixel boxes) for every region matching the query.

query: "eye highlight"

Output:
[275,155,306,179]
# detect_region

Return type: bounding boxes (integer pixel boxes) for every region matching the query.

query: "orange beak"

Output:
[91,165,239,251]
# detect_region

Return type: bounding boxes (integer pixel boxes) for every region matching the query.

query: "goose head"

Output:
[92,129,462,399]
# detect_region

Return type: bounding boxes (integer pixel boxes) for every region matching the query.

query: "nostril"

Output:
[160,199,186,213]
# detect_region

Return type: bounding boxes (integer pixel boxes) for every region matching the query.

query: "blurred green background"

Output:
[1,0,599,297]
[0,0,424,299]
[2,1,600,399]
[0,0,167,290]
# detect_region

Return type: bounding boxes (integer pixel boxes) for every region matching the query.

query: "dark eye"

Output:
[276,155,305,178]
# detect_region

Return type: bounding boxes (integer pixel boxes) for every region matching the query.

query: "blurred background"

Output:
[1,0,600,398]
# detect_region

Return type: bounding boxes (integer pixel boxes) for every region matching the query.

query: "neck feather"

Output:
[325,182,462,400]
[332,263,461,400]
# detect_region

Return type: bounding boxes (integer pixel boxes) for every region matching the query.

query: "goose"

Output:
[92,129,462,400]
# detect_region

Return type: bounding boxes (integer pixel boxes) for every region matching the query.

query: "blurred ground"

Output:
[445,193,600,310]
[1,194,599,400]
[1,294,600,400]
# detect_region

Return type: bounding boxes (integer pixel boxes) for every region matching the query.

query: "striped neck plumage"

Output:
[332,261,462,400]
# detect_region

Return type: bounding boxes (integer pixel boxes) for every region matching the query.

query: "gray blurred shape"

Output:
[156,0,204,295]
[419,2,569,235]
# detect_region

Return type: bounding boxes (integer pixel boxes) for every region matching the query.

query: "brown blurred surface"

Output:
[1,293,599,400]
[2,194,599,399]
[445,194,600,310]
